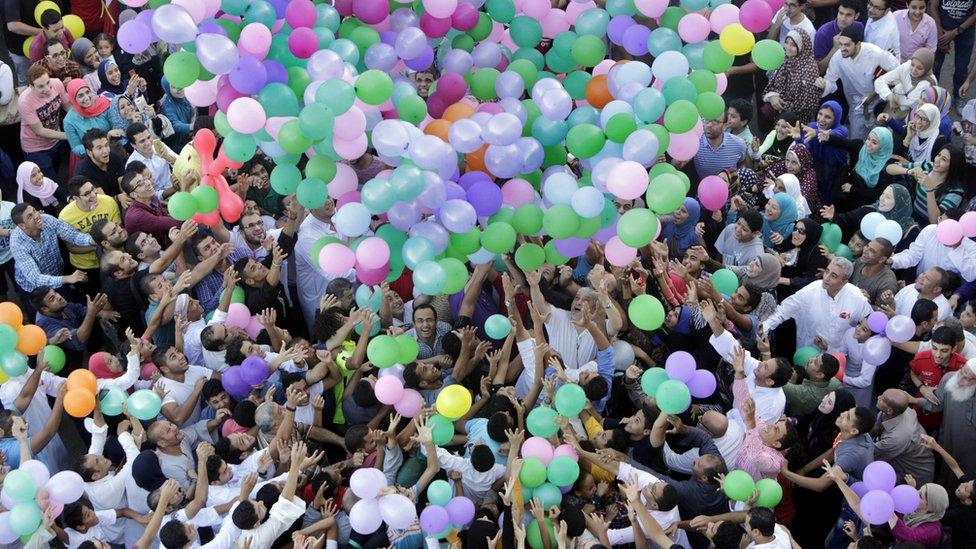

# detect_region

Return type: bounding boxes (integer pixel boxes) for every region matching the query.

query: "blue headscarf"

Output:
[762,192,797,247]
[96,59,127,98]
[855,127,894,188]
[663,197,701,255]
[160,76,192,130]
[806,100,849,166]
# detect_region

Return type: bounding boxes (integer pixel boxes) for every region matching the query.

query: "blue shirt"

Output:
[36,303,88,352]
[835,433,875,483]
[463,417,507,466]
[693,133,747,178]
[10,214,95,292]
[546,346,616,413]
[814,21,866,59]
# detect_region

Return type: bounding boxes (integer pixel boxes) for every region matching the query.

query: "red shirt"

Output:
[909,349,966,389]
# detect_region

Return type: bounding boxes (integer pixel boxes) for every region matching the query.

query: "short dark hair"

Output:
[352,379,378,408]
[72,454,97,482]
[225,339,248,368]
[412,303,437,323]
[727,99,753,124]
[90,218,113,246]
[581,375,609,402]
[768,358,794,387]
[911,299,939,327]
[656,484,679,512]
[215,437,246,465]
[931,325,961,347]
[126,122,150,144]
[344,424,369,452]
[873,237,894,258]
[121,170,143,194]
[40,9,61,28]
[82,128,108,152]
[78,543,101,549]
[699,454,728,484]
[852,406,875,435]
[402,361,422,390]
[711,521,744,549]
[747,507,777,537]
[44,37,62,54]
[10,203,31,226]
[740,285,762,311]
[819,353,840,379]
[205,454,224,480]
[159,521,191,549]
[839,23,864,43]
[739,210,763,233]
[839,0,863,13]
[231,500,260,530]
[487,411,513,442]
[470,444,496,473]
[778,420,799,450]
[202,378,226,402]
[61,497,92,530]
[201,325,222,352]
[30,286,53,313]
[67,175,94,198]
[26,64,48,86]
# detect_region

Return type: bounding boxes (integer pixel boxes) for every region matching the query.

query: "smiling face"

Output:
[878,186,895,212]
[759,420,789,447]
[865,131,882,154]
[784,153,801,174]
[764,198,781,221]
[243,258,270,286]
[909,57,928,78]
[118,97,135,119]
[908,0,926,20]
[74,86,94,109]
[775,118,793,140]
[413,307,437,339]
[105,63,122,86]
[734,217,756,242]
[818,391,837,414]
[134,231,161,259]
[30,167,43,187]
[933,147,950,173]
[240,214,267,246]
[161,347,189,376]
[132,129,153,158]
[817,107,836,130]
[784,35,798,57]
[17,205,44,232]
[791,222,807,246]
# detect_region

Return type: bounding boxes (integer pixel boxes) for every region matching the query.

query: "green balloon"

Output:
[286,66,312,99]
[278,120,313,155]
[485,314,512,340]
[508,59,540,88]
[527,518,555,549]
[487,0,516,22]
[641,367,669,396]
[434,257,464,295]
[163,51,200,88]
[756,478,784,508]
[469,13,493,41]
[269,164,301,196]
[617,208,658,248]
[470,68,500,101]
[449,228,483,255]
[544,240,569,265]
[395,95,427,125]
[305,156,337,184]
[512,204,544,235]
[356,69,393,105]
[663,99,699,133]
[348,25,380,55]
[315,79,355,114]
[167,192,199,221]
[127,389,162,421]
[190,184,218,212]
[42,345,65,373]
[820,222,843,252]
[489,207,515,225]
[481,222,517,254]
[520,457,548,488]
[752,39,786,70]
[835,243,854,261]
[0,324,17,351]
[99,387,127,416]
[723,470,757,502]
[366,335,399,368]
[429,414,454,445]
[575,215,600,238]
[3,470,35,502]
[656,379,692,414]
[222,132,257,163]
[545,48,576,75]
[533,483,563,509]
[452,33,475,52]
[570,34,606,67]
[662,76,699,105]
[696,91,726,120]
[511,15,542,47]
[296,178,328,208]
[628,294,665,331]
[647,124,670,155]
[660,6,687,30]
[8,502,41,536]
[547,455,581,487]
[299,103,335,142]
[395,334,420,364]
[703,40,734,73]
[543,205,581,239]
[514,243,545,271]
[710,268,739,296]
[566,123,606,159]
[526,406,559,437]
[793,346,820,367]
[688,69,718,93]
[258,82,300,117]
[554,383,587,416]
[427,479,452,506]
[646,173,686,214]
[606,113,637,143]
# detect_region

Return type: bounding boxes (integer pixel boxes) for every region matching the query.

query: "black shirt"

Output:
[76,151,126,198]
[101,271,147,335]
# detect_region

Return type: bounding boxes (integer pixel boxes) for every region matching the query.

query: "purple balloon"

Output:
[495,71,525,99]
[230,56,268,95]
[419,505,450,534]
[379,30,398,46]
[518,137,545,173]
[221,366,250,397]
[117,21,152,54]
[482,113,522,146]
[622,25,650,56]
[687,369,716,398]
[445,496,475,525]
[851,481,868,497]
[389,9,419,31]
[439,199,477,233]
[263,60,289,84]
[867,311,888,334]
[404,45,434,71]
[241,356,269,386]
[442,49,473,74]
[863,461,897,492]
[471,42,502,68]
[607,15,636,45]
[365,43,398,71]
[484,144,522,178]
[885,315,916,343]
[216,84,246,113]
[891,484,921,514]
[665,351,696,382]
[388,200,421,230]
[466,181,503,216]
[395,27,428,60]
[198,20,227,36]
[862,336,892,365]
[267,0,289,17]
[554,237,589,258]
[860,490,895,525]
[458,171,491,190]
[594,223,617,244]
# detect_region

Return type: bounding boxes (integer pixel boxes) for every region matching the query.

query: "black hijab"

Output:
[807,389,856,456]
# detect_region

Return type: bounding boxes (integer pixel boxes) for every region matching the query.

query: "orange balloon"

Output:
[16,324,46,355]
[442,102,475,122]
[424,119,452,142]
[465,144,488,173]
[66,369,97,394]
[64,388,95,418]
[0,302,23,329]
[585,74,613,109]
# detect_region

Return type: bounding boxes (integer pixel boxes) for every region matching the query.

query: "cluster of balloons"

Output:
[0,462,85,542]
[853,461,920,525]
[225,303,268,340]
[22,1,85,57]
[819,222,853,261]
[167,184,221,222]
[222,356,270,397]
[860,212,904,247]
[639,351,716,414]
[421,481,475,537]
[519,437,581,503]
[861,314,916,365]
[0,303,49,383]
[347,467,418,534]
[722,470,783,509]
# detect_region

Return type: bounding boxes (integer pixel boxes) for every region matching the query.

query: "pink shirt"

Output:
[732,379,784,480]
[894,10,938,62]
[28,30,75,64]
[17,78,68,153]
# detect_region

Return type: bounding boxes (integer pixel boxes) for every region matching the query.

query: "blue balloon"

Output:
[646,27,682,57]
[402,237,437,269]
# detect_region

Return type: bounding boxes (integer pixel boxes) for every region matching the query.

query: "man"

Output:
[691,111,749,178]
[189,234,240,313]
[17,64,69,178]
[649,416,731,523]
[725,99,759,161]
[90,218,128,254]
[917,359,976,485]
[33,38,81,84]
[816,26,900,139]
[763,257,873,349]
[895,0,938,61]
[662,410,746,474]
[0,351,68,469]
[768,0,817,45]
[836,318,878,406]
[910,325,966,428]
[894,266,952,319]
[874,388,935,484]
[865,0,902,56]
[731,352,799,481]
[125,122,175,198]
[76,128,128,201]
[27,9,74,64]
[1,0,42,85]
[783,351,842,418]
[33,287,114,365]
[154,346,213,426]
[813,0,865,65]
[931,0,976,104]
[295,198,354,332]
[121,168,181,245]
[58,176,121,277]
[744,507,794,548]
[714,210,765,267]
[10,203,93,304]
[718,284,765,350]
[850,237,899,305]
[145,418,215,490]
[891,221,976,281]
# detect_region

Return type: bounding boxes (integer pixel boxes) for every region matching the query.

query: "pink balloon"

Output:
[288,27,319,58]
[184,78,219,107]
[960,211,976,237]
[607,160,649,199]
[552,443,579,461]
[501,178,536,206]
[357,263,390,285]
[605,236,638,267]
[353,0,389,24]
[766,0,786,10]
[697,175,730,211]
[239,23,272,59]
[668,129,701,161]
[565,0,598,22]
[422,0,457,18]
[227,98,266,134]
[356,237,391,270]
[521,436,555,464]
[172,0,205,22]
[709,4,740,33]
[936,219,963,246]
[226,303,251,328]
[678,13,710,43]
[337,191,362,209]
[740,0,774,32]
[540,9,570,38]
[394,388,424,417]
[593,59,616,77]
[319,243,356,275]
[334,107,367,140]
[216,84,246,113]
[263,116,293,141]
[521,0,550,19]
[333,133,369,160]
[715,72,728,94]
[634,0,667,17]
[329,164,359,199]
[375,375,405,405]
[285,0,317,28]
[245,316,263,339]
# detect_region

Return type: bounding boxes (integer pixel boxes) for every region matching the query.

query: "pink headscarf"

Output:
[16,162,58,207]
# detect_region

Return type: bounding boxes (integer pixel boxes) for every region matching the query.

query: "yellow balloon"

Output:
[719,24,756,57]
[62,14,85,39]
[22,35,33,58]
[0,368,8,385]
[34,0,61,26]
[435,384,472,420]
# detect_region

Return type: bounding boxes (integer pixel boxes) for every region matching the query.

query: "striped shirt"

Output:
[693,133,747,178]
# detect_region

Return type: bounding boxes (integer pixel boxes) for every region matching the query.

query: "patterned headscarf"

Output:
[763,29,821,121]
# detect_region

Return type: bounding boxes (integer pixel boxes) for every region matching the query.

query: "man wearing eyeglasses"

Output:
[33,38,81,86]
[58,175,121,289]
[27,9,75,64]
[865,0,903,58]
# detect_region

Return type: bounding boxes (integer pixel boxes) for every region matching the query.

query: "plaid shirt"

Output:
[194,248,249,313]
[11,215,94,292]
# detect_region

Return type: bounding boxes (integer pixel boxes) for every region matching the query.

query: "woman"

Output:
[873,48,936,118]
[107,95,152,145]
[801,101,850,203]
[661,197,701,258]
[806,389,856,461]
[721,167,763,211]
[70,37,101,93]
[825,126,896,207]
[160,76,193,152]
[731,253,782,292]
[757,112,800,168]
[764,143,821,215]
[767,173,811,219]
[762,29,821,124]
[16,161,65,215]
[888,143,965,224]
[97,59,146,101]
[761,192,797,248]
[777,218,829,297]
[891,483,949,547]
[63,79,117,158]
[903,103,945,164]
[822,184,919,252]
[88,349,143,392]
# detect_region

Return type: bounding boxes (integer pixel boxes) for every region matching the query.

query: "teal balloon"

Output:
[526,406,558,437]
[99,388,128,416]
[3,470,36,502]
[533,483,563,509]
[429,414,454,445]
[8,502,41,536]
[0,324,16,350]
[270,164,302,195]
[655,379,692,414]
[412,260,446,295]
[361,178,397,213]
[646,27,681,56]
[662,76,699,104]
[315,79,356,114]
[519,457,548,488]
[0,351,27,377]
[258,83,300,117]
[710,268,739,297]
[574,8,610,37]
[554,383,587,417]
[633,88,666,124]
[223,132,257,163]
[546,455,580,487]
[484,314,512,340]
[402,237,436,270]
[127,389,163,421]
[793,346,820,367]
[640,367,668,396]
[299,103,335,142]
[820,222,843,252]
[243,0,277,27]
[296,178,329,209]
[427,479,453,506]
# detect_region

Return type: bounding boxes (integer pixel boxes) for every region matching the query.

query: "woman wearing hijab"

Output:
[761,191,797,248]
[762,29,821,124]
[892,483,949,547]
[63,79,119,158]
[88,348,143,392]
[71,38,102,93]
[806,389,856,460]
[97,59,147,101]
[822,184,919,252]
[730,253,782,292]
[764,143,821,216]
[16,161,66,215]
[160,76,194,152]
[874,48,937,119]
[661,197,701,258]
[801,101,850,203]
[776,218,829,298]
[766,173,811,219]
[903,103,945,164]
[756,112,800,167]
[823,126,896,207]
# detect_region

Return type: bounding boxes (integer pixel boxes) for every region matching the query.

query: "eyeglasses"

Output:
[795,227,806,235]
[46,50,67,59]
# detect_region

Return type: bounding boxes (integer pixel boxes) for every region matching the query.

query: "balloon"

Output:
[126,389,163,421]
[521,437,555,464]
[793,346,819,367]
[66,369,97,394]
[350,467,388,499]
[445,496,475,525]
[820,222,843,252]
[719,23,755,56]
[885,315,916,344]
[860,211,886,239]
[863,461,897,492]
[65,388,96,417]
[428,414,455,445]
[655,379,692,414]
[547,455,580,486]
[960,210,976,237]
[710,268,739,296]
[12,324,43,356]
[665,351,696,382]
[0,302,23,328]
[937,219,963,246]
[41,345,65,374]
[860,490,895,525]
[436,384,472,419]
[2,470,36,503]
[395,388,424,417]
[533,482,563,509]
[554,383,587,416]
[420,505,450,533]
[167,192,199,221]
[99,387,127,416]
[349,498,383,534]
[367,335,399,368]
[152,4,198,44]
[755,478,783,508]
[617,208,658,248]
[640,367,669,396]
[45,471,84,504]
[698,175,729,210]
[891,484,921,514]
[520,458,547,488]
[427,479,453,506]
[863,335,892,365]
[484,314,512,340]
[226,303,251,329]
[7,503,40,536]
[867,311,888,334]
[875,219,903,245]
[527,518,556,549]
[740,0,774,32]
[527,407,559,437]
[628,294,665,331]
[723,470,756,501]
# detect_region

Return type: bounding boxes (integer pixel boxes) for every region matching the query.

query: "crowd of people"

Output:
[0,0,974,548]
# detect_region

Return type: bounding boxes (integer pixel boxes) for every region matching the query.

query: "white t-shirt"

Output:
[747,524,793,548]
[67,510,121,548]
[159,364,213,424]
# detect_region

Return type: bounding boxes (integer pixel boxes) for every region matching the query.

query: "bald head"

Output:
[700,410,729,438]
[882,389,911,415]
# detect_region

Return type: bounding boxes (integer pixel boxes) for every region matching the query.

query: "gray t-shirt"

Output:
[850,261,898,305]
[835,433,875,483]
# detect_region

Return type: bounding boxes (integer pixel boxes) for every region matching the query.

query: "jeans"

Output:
[933,14,976,98]
[23,141,66,180]
[8,54,29,87]
[847,96,880,140]
[825,501,861,549]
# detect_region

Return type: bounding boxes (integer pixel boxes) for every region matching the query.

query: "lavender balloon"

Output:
[448,118,484,154]
[467,181,503,216]
[554,238,589,257]
[495,71,525,99]
[196,33,239,75]
[445,496,475,525]
[484,144,522,179]
[410,221,450,252]
[229,56,267,94]
[395,27,428,60]
[442,49,474,74]
[665,351,696,382]
[420,505,450,534]
[863,461,897,492]
[240,356,269,386]
[306,49,345,80]
[388,200,421,231]
[439,200,477,233]
[867,311,888,334]
[404,45,434,70]
[365,43,398,71]
[471,42,502,68]
[860,490,895,525]
[482,113,522,146]
[891,484,921,514]
[687,369,717,398]
[518,137,545,173]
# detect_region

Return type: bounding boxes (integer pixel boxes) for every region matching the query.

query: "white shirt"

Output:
[202,495,306,549]
[95,353,142,393]
[664,419,745,474]
[159,364,213,425]
[763,281,873,349]
[710,331,786,426]
[891,224,976,281]
[0,368,67,469]
[836,327,878,407]
[608,463,682,546]
[775,12,815,45]
[822,42,900,104]
[160,506,224,547]
[874,61,930,106]
[66,510,122,548]
[85,428,140,511]
[746,524,794,548]
[427,446,506,502]
[544,307,600,371]
[894,283,952,320]
[183,318,207,368]
[127,149,173,198]
[918,330,976,359]
[865,12,901,58]
[295,214,355,332]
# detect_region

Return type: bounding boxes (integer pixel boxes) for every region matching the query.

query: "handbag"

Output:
[0,62,20,126]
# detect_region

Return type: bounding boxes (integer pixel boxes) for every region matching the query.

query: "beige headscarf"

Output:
[904,483,949,527]
[909,48,936,88]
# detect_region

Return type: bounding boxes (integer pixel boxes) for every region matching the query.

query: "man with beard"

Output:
[59,176,121,286]
[32,286,115,369]
[76,128,128,202]
[90,218,127,255]
[916,358,976,485]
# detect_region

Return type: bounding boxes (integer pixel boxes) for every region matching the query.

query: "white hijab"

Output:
[778,174,810,219]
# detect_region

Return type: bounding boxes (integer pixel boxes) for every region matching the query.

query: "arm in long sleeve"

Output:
[891,230,927,269]
[161,102,192,134]
[97,353,141,392]
[948,243,976,282]
[873,65,903,100]
[10,238,64,289]
[49,216,95,248]
[843,361,877,389]
[65,119,87,157]
[763,290,804,333]
[891,518,942,545]
[825,134,865,156]
[822,58,841,96]
[679,426,722,457]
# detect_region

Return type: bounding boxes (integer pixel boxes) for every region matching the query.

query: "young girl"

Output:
[93,33,116,65]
